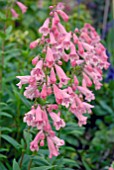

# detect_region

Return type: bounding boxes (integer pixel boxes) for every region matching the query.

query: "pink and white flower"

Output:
[49,112,65,130]
[39,18,50,36]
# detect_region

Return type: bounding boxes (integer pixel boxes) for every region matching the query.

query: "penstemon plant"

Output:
[16,2,110,159]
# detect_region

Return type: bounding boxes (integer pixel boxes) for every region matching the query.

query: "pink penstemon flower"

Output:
[53,84,63,104]
[16,2,110,159]
[39,18,50,36]
[31,59,45,79]
[49,32,57,45]
[53,12,60,24]
[32,56,39,65]
[47,104,58,112]
[63,32,71,50]
[30,39,39,49]
[55,64,70,87]
[49,112,65,130]
[82,72,92,87]
[35,105,44,129]
[16,1,27,14]
[30,130,45,151]
[23,106,36,127]
[24,85,39,100]
[109,168,114,170]
[61,89,72,108]
[57,9,69,22]
[40,83,47,99]
[47,136,59,158]
[50,136,65,150]
[11,9,19,18]
[50,67,56,84]
[45,47,54,68]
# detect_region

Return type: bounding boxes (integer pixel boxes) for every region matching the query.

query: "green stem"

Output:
[19,152,25,168]
[102,0,110,38]
[113,0,114,19]
[28,159,33,170]
[52,0,57,5]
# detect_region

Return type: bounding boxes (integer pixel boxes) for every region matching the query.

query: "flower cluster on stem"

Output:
[17,2,110,158]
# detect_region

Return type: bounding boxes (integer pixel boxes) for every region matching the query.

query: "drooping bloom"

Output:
[57,10,69,22]
[45,47,54,68]
[73,33,79,44]
[53,12,60,24]
[76,113,87,127]
[35,105,43,129]
[16,1,27,13]
[47,104,58,112]
[47,136,59,158]
[78,41,84,55]
[16,76,31,89]
[23,106,36,127]
[53,84,63,104]
[32,56,39,65]
[63,32,71,50]
[77,86,95,102]
[83,72,92,87]
[30,39,39,49]
[40,83,47,99]
[39,18,50,36]
[30,130,45,152]
[61,89,72,108]
[50,67,56,84]
[24,85,39,100]
[83,102,94,113]
[11,9,19,18]
[55,64,70,86]
[49,112,65,130]
[51,136,65,149]
[31,60,44,79]
[49,32,57,45]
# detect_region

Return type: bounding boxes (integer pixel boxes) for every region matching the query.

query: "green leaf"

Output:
[1,135,21,150]
[13,159,21,170]
[99,101,113,114]
[0,12,6,20]
[82,159,91,170]
[32,155,50,166]
[62,168,74,170]
[62,158,80,168]
[0,32,6,39]
[0,162,7,170]
[1,127,12,132]
[0,112,12,118]
[0,154,7,159]
[30,165,57,170]
[6,26,12,35]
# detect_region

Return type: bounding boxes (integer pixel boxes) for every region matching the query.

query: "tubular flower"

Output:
[11,9,19,18]
[16,1,27,14]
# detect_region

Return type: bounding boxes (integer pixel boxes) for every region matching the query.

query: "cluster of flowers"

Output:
[17,3,109,158]
[11,1,27,18]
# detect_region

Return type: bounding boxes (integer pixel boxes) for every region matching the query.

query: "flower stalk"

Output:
[16,2,110,159]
